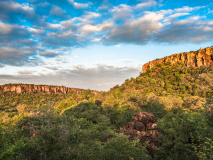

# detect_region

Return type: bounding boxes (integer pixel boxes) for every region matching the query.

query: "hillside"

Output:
[92,63,213,112]
[0,47,213,160]
[0,84,97,124]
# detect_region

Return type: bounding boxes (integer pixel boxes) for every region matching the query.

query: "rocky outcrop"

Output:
[142,47,213,73]
[115,111,159,156]
[0,84,98,96]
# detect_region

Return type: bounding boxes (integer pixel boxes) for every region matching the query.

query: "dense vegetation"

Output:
[0,64,213,159]
[94,64,213,111]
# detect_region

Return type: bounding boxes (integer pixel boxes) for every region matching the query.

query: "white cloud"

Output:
[188,36,208,42]
[189,16,205,21]
[28,27,44,34]
[205,21,213,25]
[49,5,64,17]
[68,0,92,9]
[84,12,101,19]
[80,22,113,34]
[172,20,193,25]
[0,47,32,65]
[169,12,190,18]
[58,30,74,39]
[104,11,164,44]
[98,0,111,10]
[92,38,101,42]
[39,50,58,57]
[60,19,75,29]
[47,23,61,29]
[80,25,100,33]
[135,0,157,9]
[0,22,13,34]
[11,2,33,11]
[126,12,164,34]
[111,4,132,20]
[208,9,213,14]
[174,6,203,12]
[36,2,50,7]
[203,26,213,32]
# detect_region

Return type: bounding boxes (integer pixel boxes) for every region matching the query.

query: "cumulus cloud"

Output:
[169,12,190,18]
[104,11,164,44]
[154,21,213,43]
[203,26,213,32]
[38,50,59,57]
[174,6,203,12]
[103,5,211,44]
[0,47,35,66]
[0,0,212,69]
[49,5,64,17]
[111,4,133,20]
[28,27,44,34]
[68,0,92,9]
[80,21,113,34]
[0,22,14,34]
[98,0,111,10]
[10,1,33,11]
[46,23,61,29]
[0,1,34,21]
[135,0,157,10]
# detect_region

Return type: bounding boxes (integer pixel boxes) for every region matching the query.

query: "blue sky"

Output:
[0,0,213,90]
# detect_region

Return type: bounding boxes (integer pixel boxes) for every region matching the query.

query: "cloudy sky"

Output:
[0,0,213,91]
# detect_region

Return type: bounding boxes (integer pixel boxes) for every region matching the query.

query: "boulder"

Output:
[146,123,157,130]
[123,121,146,131]
[115,111,160,157]
[133,120,146,132]
[123,122,134,130]
[133,111,156,124]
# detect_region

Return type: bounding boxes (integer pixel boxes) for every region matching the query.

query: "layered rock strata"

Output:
[143,47,213,73]
[0,84,98,95]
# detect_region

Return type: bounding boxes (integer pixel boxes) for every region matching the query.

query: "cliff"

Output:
[0,84,98,96]
[142,47,213,73]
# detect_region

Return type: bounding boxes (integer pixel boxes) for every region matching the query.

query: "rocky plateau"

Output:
[0,84,98,96]
[142,47,213,73]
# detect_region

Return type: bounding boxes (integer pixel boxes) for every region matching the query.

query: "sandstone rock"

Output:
[146,123,157,130]
[16,86,22,94]
[123,121,146,132]
[142,47,213,73]
[133,120,146,132]
[133,111,156,124]
[0,84,98,96]
[115,111,159,157]
[123,122,134,130]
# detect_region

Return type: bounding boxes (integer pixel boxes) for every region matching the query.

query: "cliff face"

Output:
[0,84,98,96]
[142,47,213,73]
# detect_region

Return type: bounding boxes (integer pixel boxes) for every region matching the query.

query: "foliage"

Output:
[1,64,213,159]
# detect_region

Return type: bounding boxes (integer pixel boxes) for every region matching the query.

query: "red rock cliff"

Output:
[142,47,213,73]
[0,84,98,95]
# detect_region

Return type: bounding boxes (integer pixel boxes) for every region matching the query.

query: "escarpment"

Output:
[0,84,98,96]
[142,47,213,73]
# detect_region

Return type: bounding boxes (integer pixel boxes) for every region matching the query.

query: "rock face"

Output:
[0,84,98,96]
[115,111,159,156]
[142,47,213,73]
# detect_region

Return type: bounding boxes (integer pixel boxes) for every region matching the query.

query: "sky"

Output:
[0,0,213,91]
